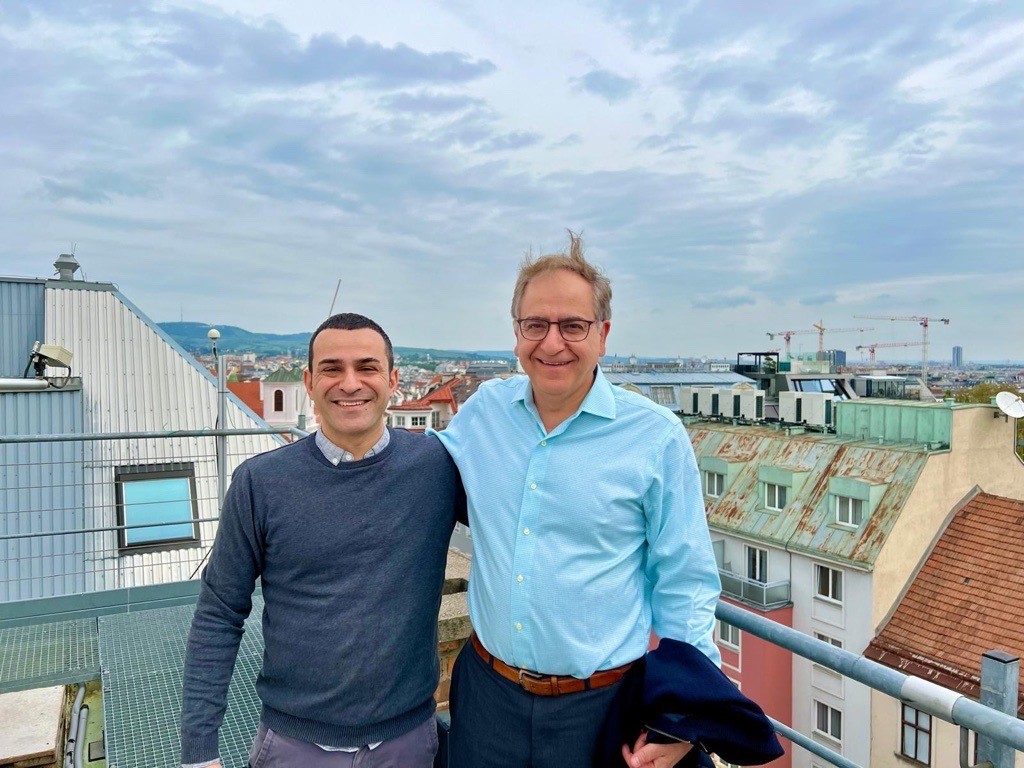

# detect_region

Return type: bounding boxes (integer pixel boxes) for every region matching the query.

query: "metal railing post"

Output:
[217,354,227,512]
[978,650,1019,768]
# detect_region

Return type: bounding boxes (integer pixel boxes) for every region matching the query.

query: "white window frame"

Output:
[835,495,864,527]
[814,564,844,604]
[901,704,932,765]
[814,632,843,649]
[114,462,200,553]
[716,619,741,650]
[813,700,842,743]
[746,545,768,584]
[705,470,725,498]
[764,482,788,511]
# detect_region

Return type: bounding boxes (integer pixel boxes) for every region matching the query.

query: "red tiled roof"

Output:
[393,377,469,412]
[227,381,263,417]
[865,492,1024,711]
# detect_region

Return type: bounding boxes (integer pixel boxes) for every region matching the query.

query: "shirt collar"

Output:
[315,426,390,465]
[511,366,617,421]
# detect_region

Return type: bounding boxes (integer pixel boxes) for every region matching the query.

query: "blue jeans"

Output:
[247,716,438,768]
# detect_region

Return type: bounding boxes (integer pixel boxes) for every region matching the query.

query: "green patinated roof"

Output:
[689,420,932,569]
[263,365,304,383]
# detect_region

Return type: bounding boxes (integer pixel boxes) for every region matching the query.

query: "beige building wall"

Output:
[871,406,1024,629]
[870,691,1023,768]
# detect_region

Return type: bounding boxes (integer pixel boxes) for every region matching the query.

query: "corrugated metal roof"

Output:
[604,372,755,386]
[0,283,288,599]
[0,388,85,600]
[689,422,930,568]
[0,281,44,378]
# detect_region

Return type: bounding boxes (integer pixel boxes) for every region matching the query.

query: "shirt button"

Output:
[530,482,537,490]
[517,574,524,583]
[523,528,531,536]
[515,622,523,631]
[541,440,547,446]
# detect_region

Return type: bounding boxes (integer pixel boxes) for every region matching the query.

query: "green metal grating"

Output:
[100,596,266,768]
[0,617,99,693]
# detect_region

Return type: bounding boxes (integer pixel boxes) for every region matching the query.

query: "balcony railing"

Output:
[1,430,1021,768]
[719,568,791,609]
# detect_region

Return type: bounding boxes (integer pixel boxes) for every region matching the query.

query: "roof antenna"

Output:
[328,279,341,316]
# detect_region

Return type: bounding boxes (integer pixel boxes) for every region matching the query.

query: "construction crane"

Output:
[811,321,874,358]
[766,329,815,360]
[855,341,926,365]
[854,315,950,400]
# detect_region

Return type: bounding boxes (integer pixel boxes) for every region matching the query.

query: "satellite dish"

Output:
[995,391,1024,419]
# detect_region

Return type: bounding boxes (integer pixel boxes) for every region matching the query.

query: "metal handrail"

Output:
[717,601,1024,754]
[0,427,300,444]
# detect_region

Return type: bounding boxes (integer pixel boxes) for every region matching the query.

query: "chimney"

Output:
[53,253,80,281]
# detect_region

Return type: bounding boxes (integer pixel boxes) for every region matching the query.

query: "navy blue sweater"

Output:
[180,429,463,763]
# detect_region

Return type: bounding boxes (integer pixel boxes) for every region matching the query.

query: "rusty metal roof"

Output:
[688,422,931,568]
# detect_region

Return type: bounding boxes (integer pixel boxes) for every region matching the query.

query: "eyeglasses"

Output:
[516,317,596,342]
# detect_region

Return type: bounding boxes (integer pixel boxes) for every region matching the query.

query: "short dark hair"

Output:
[307,313,394,371]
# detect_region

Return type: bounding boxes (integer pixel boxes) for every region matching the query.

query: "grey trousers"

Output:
[247,716,438,768]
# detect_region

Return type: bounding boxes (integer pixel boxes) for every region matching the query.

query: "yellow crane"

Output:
[811,321,874,359]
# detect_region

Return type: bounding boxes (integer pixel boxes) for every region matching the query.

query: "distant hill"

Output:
[159,322,511,361]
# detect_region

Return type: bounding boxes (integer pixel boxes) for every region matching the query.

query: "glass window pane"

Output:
[122,477,194,545]
[831,709,842,739]
[918,732,929,763]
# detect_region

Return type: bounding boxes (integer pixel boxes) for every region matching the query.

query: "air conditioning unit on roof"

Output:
[779,391,834,427]
[680,386,701,416]
[738,390,765,421]
[697,387,720,417]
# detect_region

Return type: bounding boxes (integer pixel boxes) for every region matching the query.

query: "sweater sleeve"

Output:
[180,463,265,764]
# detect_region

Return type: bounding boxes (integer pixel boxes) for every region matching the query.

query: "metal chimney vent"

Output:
[53,253,80,281]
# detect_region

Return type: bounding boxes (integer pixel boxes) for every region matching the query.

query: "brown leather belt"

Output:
[470,632,633,697]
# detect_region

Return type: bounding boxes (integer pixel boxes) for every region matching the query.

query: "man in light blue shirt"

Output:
[434,233,721,768]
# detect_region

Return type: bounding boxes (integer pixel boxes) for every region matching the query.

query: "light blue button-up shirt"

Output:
[433,368,721,677]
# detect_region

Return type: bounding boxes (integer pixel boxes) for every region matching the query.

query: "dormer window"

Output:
[835,496,865,527]
[828,476,887,529]
[705,471,725,497]
[764,483,788,511]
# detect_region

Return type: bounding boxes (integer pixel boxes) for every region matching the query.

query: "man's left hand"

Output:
[622,730,694,768]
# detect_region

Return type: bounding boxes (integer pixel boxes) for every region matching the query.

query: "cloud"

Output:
[479,132,543,152]
[378,92,484,114]
[572,68,639,102]
[800,293,836,306]
[0,0,1022,358]
[691,290,757,310]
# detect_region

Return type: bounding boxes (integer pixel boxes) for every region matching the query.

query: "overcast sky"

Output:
[2,1,1022,360]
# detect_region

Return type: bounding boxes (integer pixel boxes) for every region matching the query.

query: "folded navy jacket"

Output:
[598,638,785,768]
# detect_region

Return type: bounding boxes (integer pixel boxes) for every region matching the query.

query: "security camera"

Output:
[23,341,73,383]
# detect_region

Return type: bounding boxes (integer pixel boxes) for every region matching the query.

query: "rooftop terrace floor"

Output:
[0,597,267,768]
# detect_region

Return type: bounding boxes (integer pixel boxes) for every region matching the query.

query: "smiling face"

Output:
[304,328,398,455]
[514,268,610,418]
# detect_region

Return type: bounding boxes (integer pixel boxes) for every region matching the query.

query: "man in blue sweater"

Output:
[180,313,464,768]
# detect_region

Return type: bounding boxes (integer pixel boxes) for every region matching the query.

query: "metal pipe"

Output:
[217,355,228,513]
[0,516,220,541]
[73,704,89,768]
[0,377,49,391]
[768,717,861,768]
[64,682,86,768]
[716,602,1024,751]
[0,427,292,444]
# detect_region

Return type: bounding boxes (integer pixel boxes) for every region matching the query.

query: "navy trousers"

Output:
[448,642,624,768]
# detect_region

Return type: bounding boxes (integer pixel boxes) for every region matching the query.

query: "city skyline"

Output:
[1,1,1022,358]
